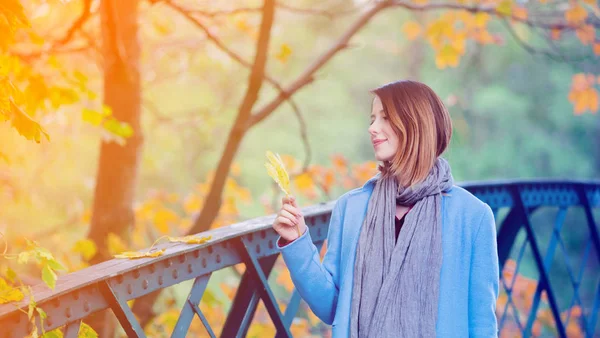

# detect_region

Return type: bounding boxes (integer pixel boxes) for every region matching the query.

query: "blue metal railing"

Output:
[0,180,598,337]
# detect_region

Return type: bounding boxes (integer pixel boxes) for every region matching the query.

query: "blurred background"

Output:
[0,0,599,337]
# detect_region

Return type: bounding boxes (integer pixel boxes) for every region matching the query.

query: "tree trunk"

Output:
[86,0,142,335]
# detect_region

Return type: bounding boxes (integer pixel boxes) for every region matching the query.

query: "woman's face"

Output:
[368,95,399,162]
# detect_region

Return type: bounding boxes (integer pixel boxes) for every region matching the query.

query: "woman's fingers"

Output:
[276,215,296,228]
[282,203,301,219]
[279,209,298,225]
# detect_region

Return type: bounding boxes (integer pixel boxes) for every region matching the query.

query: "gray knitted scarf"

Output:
[350,157,454,338]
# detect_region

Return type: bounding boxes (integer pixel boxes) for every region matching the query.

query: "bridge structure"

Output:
[0,180,599,337]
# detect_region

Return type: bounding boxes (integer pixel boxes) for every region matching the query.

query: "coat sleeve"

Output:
[276,198,345,325]
[469,204,500,337]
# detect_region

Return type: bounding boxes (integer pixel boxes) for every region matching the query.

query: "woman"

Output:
[273,80,499,337]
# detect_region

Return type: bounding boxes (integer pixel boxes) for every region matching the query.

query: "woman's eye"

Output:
[382,115,388,120]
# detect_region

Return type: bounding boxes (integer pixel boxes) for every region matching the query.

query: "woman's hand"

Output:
[272,195,307,243]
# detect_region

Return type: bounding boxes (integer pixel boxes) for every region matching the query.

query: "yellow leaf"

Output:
[8,101,49,143]
[474,13,490,29]
[275,43,292,63]
[402,21,422,41]
[107,233,128,255]
[265,151,291,196]
[496,0,512,17]
[78,322,98,338]
[152,15,174,35]
[153,209,179,234]
[167,235,212,245]
[183,193,203,214]
[435,44,461,69]
[565,4,587,25]
[72,239,97,261]
[0,277,23,304]
[114,249,164,259]
[294,172,314,191]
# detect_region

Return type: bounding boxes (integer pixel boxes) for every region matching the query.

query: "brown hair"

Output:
[371,80,452,187]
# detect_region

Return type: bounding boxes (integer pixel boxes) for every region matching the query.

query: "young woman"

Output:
[273,80,499,337]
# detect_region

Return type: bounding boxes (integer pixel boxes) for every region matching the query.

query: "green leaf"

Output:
[43,258,65,272]
[79,322,98,338]
[28,289,36,319]
[17,250,33,264]
[36,307,47,319]
[41,264,57,290]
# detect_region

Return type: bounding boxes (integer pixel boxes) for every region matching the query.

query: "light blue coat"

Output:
[277,175,499,337]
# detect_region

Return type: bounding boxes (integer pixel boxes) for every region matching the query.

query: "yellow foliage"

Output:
[107,232,128,255]
[435,44,461,69]
[168,235,212,245]
[265,151,291,196]
[71,239,97,261]
[6,100,50,143]
[0,277,24,304]
[275,43,292,63]
[496,0,513,17]
[294,172,314,192]
[0,0,29,50]
[184,193,203,214]
[153,209,179,234]
[114,249,164,259]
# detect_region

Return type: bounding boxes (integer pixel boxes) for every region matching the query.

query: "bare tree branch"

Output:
[57,0,93,45]
[248,1,391,127]
[183,2,361,19]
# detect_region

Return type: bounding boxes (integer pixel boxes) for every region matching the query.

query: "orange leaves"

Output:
[568,74,599,114]
[565,3,588,26]
[0,0,29,50]
[575,24,595,45]
[402,21,422,41]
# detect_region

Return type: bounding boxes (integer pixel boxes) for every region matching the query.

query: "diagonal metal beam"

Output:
[576,186,600,336]
[510,187,566,338]
[237,236,292,337]
[99,280,146,338]
[171,273,212,338]
[221,254,279,337]
[524,207,567,336]
[63,319,81,338]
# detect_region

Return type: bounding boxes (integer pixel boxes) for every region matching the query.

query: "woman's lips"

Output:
[373,140,386,147]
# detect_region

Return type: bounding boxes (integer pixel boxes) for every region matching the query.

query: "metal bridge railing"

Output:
[0,180,598,337]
